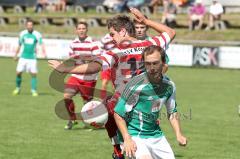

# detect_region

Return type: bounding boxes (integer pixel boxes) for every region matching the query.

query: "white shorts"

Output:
[16,58,38,73]
[129,136,175,159]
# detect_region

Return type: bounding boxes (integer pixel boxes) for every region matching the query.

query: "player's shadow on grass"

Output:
[38,92,56,96]
[175,154,184,158]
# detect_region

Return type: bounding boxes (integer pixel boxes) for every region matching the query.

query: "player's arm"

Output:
[40,43,47,58]
[166,83,187,146]
[130,8,176,40]
[14,45,21,61]
[169,112,187,146]
[48,60,102,74]
[38,34,47,58]
[114,112,137,158]
[14,35,22,61]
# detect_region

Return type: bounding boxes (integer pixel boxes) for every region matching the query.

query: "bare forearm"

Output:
[144,19,176,39]
[15,46,21,56]
[114,113,131,140]
[64,62,101,74]
[169,112,182,137]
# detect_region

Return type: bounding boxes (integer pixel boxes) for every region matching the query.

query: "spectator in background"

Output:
[150,0,162,15]
[35,0,48,13]
[188,0,206,30]
[162,0,177,28]
[127,0,145,9]
[207,0,224,30]
[56,0,67,12]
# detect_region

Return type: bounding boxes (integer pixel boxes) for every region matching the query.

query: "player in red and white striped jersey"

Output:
[49,8,175,158]
[64,22,101,130]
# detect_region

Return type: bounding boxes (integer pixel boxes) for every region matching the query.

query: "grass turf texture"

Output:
[0,57,240,159]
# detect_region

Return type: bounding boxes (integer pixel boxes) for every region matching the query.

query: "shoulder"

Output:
[32,31,42,38]
[19,30,28,37]
[162,75,176,92]
[122,73,147,96]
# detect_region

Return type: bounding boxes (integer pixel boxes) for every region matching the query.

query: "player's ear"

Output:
[162,63,168,74]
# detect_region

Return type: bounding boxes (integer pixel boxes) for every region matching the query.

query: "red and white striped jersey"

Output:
[100,32,171,92]
[69,36,101,81]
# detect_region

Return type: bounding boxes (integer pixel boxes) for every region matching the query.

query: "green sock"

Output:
[31,77,37,91]
[16,76,22,88]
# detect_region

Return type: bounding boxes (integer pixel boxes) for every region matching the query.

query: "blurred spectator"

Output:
[162,0,177,28]
[149,0,162,15]
[103,0,128,13]
[172,0,188,7]
[109,0,145,13]
[127,0,145,9]
[35,0,48,13]
[188,0,206,30]
[207,0,224,30]
[56,0,67,12]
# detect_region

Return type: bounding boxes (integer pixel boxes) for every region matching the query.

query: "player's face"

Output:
[144,51,163,83]
[76,24,88,39]
[109,27,125,45]
[135,23,147,40]
[26,22,34,33]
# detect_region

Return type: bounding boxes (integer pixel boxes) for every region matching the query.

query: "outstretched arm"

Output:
[48,60,102,74]
[130,7,176,40]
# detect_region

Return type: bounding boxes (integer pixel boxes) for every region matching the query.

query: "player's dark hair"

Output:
[26,19,34,24]
[107,15,135,37]
[76,21,88,28]
[142,45,166,64]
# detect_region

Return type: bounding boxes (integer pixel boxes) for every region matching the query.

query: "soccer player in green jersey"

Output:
[114,45,187,159]
[13,19,46,96]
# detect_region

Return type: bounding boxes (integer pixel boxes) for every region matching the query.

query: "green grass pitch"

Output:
[0,57,240,159]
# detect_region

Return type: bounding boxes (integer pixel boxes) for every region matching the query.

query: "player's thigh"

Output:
[27,59,38,74]
[148,136,175,159]
[16,58,27,72]
[131,136,152,159]
[64,77,80,98]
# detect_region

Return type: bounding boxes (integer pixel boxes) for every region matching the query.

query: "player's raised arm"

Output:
[130,8,176,40]
[48,60,102,74]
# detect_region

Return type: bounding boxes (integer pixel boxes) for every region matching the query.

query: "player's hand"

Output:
[129,7,147,24]
[13,56,18,61]
[48,60,65,73]
[122,137,137,158]
[177,134,187,146]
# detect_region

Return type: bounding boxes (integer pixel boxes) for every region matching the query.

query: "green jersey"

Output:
[114,72,177,139]
[19,30,43,59]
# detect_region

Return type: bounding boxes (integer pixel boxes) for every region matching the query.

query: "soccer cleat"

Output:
[112,153,125,159]
[12,88,20,95]
[31,91,39,97]
[64,121,78,130]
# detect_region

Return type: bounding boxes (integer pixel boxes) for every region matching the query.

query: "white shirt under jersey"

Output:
[69,36,101,81]
[99,32,171,93]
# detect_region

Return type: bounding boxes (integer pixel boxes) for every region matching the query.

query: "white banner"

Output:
[219,47,240,69]
[0,36,71,59]
[166,44,193,66]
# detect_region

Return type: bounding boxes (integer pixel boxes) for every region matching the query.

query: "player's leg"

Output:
[64,76,79,130]
[78,79,97,103]
[13,58,26,95]
[147,136,175,159]
[104,93,125,159]
[29,59,38,96]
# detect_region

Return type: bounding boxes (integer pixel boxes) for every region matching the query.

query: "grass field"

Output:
[0,57,240,159]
